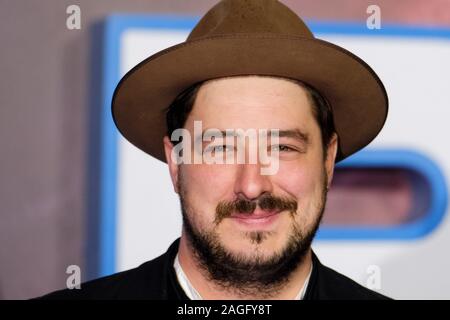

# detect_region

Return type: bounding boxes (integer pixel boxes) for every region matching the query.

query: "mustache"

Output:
[215,193,298,225]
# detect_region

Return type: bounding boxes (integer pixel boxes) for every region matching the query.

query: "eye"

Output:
[215,145,228,152]
[205,145,234,153]
[271,144,296,152]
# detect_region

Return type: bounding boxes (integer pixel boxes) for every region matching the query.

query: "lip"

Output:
[229,210,281,228]
[230,210,280,219]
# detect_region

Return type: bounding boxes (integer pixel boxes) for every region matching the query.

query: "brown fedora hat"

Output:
[112,0,388,163]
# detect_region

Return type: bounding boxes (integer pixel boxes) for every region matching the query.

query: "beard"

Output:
[177,168,328,298]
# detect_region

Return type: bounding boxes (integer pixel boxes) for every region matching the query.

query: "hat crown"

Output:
[187,0,314,41]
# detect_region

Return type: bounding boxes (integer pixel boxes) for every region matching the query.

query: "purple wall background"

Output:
[1,0,449,300]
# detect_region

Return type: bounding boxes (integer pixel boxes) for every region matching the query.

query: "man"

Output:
[42,0,389,299]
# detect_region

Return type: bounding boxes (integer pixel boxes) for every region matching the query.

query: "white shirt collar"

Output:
[174,253,313,300]
[173,253,204,300]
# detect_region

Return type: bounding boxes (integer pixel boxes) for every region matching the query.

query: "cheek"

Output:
[275,161,320,195]
[275,161,325,222]
[183,164,236,191]
[181,164,237,221]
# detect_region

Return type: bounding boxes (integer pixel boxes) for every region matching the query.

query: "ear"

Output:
[163,135,180,194]
[324,133,338,189]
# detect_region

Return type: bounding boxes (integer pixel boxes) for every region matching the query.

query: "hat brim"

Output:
[112,34,388,163]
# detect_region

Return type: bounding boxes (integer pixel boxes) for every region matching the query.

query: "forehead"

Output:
[187,75,318,132]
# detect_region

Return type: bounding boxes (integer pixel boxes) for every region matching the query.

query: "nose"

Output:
[233,163,274,200]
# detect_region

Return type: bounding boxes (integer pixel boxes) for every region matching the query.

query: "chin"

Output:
[219,231,286,257]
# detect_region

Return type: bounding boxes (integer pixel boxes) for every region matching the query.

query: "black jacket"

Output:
[40,238,390,300]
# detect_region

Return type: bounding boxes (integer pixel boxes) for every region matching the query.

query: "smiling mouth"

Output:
[230,209,280,220]
[228,210,282,228]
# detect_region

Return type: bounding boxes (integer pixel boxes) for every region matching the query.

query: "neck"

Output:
[177,234,313,300]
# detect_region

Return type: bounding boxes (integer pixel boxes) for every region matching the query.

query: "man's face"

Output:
[164,76,337,293]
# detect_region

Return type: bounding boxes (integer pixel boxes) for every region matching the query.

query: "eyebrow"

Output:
[277,129,310,145]
[195,128,310,145]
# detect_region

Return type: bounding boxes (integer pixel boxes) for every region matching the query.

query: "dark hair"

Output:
[165,76,336,158]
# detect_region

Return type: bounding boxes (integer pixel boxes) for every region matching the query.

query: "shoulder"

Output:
[37,252,169,300]
[311,255,391,300]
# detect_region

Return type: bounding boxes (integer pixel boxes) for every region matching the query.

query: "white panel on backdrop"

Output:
[117,29,189,272]
[108,20,450,299]
[309,36,450,300]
